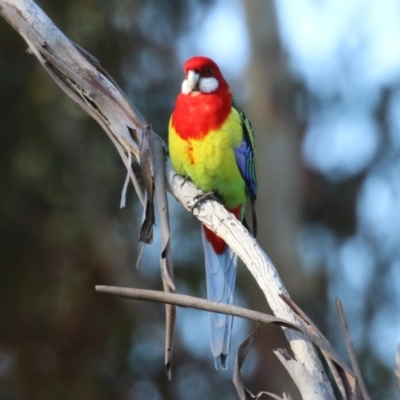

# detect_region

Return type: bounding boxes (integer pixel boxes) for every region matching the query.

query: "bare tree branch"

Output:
[95,285,358,376]
[283,295,360,400]
[274,349,324,400]
[167,166,335,398]
[96,285,297,329]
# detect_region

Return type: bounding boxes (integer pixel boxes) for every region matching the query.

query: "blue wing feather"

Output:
[234,140,257,199]
[232,99,257,200]
[232,99,257,236]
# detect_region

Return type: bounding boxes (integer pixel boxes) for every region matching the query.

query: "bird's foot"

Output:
[191,191,219,211]
[180,176,191,188]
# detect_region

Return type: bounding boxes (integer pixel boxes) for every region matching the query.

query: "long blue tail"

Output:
[201,225,237,370]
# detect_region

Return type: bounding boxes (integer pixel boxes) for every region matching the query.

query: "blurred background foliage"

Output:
[0,0,398,399]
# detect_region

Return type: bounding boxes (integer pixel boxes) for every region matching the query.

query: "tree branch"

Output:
[167,165,335,398]
[274,349,324,400]
[95,286,357,373]
[95,285,296,329]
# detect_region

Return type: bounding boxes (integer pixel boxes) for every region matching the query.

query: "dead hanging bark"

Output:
[0,0,364,398]
[0,0,177,380]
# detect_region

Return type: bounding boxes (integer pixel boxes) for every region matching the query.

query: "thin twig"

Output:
[94,282,360,391]
[336,298,371,400]
[95,285,296,329]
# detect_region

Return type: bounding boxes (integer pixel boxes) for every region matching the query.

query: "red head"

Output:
[181,56,229,95]
[171,56,232,139]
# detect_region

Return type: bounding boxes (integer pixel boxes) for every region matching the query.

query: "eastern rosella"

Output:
[169,56,257,369]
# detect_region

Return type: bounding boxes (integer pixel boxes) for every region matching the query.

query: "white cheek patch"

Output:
[181,79,192,94]
[199,77,219,93]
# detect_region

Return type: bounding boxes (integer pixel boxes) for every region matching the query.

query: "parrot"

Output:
[168,56,257,370]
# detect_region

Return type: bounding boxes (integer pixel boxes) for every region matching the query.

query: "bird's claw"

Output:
[191,191,219,211]
[180,176,191,188]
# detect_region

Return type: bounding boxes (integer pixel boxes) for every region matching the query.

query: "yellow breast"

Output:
[169,107,246,209]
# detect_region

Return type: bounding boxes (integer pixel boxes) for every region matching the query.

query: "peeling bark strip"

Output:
[233,324,260,400]
[0,0,364,398]
[139,126,155,244]
[0,0,175,377]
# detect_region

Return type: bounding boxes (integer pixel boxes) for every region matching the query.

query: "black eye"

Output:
[204,66,212,76]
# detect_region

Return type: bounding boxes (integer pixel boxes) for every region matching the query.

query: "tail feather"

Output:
[202,225,237,370]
